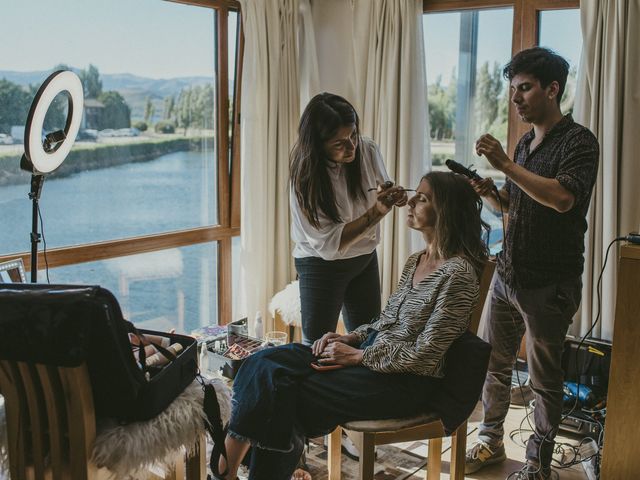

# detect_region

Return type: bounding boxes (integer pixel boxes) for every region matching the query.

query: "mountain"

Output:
[0,69,216,123]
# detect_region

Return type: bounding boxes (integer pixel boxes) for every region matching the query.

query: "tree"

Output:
[561,64,578,115]
[176,88,192,134]
[98,91,131,129]
[0,79,31,134]
[475,61,503,135]
[427,72,456,140]
[144,96,155,124]
[26,83,67,132]
[81,64,103,98]
[163,95,175,120]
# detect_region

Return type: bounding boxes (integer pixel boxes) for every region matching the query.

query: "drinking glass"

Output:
[264,331,288,346]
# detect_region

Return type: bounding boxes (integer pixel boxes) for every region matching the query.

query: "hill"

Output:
[0,69,216,123]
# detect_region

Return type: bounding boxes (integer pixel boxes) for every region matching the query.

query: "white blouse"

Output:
[290,138,390,261]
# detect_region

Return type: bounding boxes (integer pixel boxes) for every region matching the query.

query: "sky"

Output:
[2,0,238,79]
[2,2,579,83]
[424,7,582,86]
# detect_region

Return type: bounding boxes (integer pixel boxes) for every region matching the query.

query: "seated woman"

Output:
[215,171,490,480]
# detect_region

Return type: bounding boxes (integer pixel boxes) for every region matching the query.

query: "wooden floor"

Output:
[293,401,593,480]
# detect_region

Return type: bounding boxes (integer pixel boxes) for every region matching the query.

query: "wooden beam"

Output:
[218,237,233,324]
[230,9,244,229]
[167,0,240,10]
[0,226,240,271]
[424,0,515,12]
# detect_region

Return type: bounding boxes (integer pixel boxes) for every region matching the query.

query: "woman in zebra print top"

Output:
[214,172,490,480]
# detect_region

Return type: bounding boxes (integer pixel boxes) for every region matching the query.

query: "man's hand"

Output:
[311,332,358,357]
[476,134,512,172]
[317,341,364,366]
[470,178,496,198]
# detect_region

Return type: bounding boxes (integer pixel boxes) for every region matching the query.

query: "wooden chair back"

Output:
[0,360,97,479]
[0,359,205,480]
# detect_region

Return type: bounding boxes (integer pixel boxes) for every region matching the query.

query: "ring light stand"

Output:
[20,70,83,282]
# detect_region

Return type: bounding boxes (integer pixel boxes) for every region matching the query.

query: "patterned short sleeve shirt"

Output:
[351,254,479,378]
[498,115,599,288]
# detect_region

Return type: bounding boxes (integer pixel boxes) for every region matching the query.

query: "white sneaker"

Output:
[323,432,361,460]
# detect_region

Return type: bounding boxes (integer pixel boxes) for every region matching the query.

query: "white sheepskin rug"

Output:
[92,377,231,479]
[269,280,343,327]
[269,281,303,326]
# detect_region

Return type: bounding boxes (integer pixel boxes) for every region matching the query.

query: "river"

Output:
[0,150,225,333]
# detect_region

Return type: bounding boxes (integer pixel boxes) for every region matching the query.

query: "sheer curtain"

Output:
[573,0,640,340]
[238,0,300,329]
[354,0,429,300]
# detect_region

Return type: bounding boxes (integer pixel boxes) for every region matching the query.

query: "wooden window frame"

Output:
[0,0,243,326]
[423,0,579,156]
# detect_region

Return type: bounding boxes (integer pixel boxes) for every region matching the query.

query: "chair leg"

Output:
[186,434,206,480]
[358,432,375,480]
[449,421,468,480]
[327,427,342,480]
[426,437,442,480]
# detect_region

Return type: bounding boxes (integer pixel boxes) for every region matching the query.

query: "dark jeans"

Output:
[295,251,381,344]
[478,271,581,468]
[228,341,438,480]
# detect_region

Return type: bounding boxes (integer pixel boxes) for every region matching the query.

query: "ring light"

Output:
[20,70,84,282]
[22,70,84,174]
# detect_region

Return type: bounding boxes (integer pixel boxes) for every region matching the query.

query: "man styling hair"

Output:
[464,47,599,479]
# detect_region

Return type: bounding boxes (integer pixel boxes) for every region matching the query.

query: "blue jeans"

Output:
[478,271,581,468]
[228,341,438,480]
[295,251,381,344]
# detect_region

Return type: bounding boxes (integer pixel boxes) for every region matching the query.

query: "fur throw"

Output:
[269,281,343,327]
[92,377,231,479]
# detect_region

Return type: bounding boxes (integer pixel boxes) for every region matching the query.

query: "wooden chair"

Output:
[0,359,206,480]
[327,260,496,480]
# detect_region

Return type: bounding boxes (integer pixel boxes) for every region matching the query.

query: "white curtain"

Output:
[353,0,429,301]
[238,0,300,329]
[573,0,640,341]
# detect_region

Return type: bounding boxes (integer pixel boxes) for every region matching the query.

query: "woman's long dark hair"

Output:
[290,92,366,228]
[423,171,490,277]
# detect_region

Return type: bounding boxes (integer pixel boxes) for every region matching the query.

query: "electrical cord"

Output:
[37,203,50,283]
[504,235,627,479]
[490,190,624,479]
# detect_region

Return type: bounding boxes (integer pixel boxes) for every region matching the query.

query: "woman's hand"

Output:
[317,341,364,366]
[375,184,408,214]
[311,332,359,357]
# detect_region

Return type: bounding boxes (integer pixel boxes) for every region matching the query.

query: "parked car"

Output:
[98,129,116,138]
[0,134,13,145]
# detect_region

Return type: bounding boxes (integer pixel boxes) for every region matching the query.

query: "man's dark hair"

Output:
[503,47,569,106]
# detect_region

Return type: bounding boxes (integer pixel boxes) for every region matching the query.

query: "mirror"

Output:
[0,259,26,283]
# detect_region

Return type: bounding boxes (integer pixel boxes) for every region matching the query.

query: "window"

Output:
[539,9,582,116]
[0,0,242,333]
[424,6,513,253]
[423,0,580,253]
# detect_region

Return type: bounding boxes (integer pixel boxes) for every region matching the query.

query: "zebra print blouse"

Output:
[351,253,479,378]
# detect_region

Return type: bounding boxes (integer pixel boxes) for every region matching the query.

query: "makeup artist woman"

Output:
[289,92,407,344]
[212,172,490,480]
